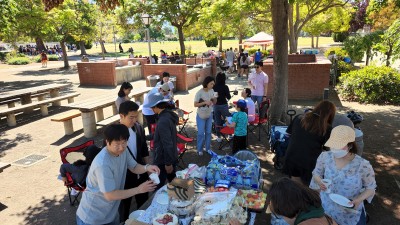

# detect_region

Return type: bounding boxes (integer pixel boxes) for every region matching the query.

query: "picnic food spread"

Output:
[152,213,178,225]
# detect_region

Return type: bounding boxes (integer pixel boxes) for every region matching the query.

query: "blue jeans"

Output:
[76,214,119,225]
[213,104,230,137]
[251,95,263,111]
[196,113,213,153]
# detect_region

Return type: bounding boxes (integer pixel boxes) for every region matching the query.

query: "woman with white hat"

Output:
[310,125,376,225]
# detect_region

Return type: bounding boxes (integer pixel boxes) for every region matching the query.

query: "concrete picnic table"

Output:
[0,83,71,112]
[66,87,151,138]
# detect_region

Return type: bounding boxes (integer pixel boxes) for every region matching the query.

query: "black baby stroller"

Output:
[269,126,290,170]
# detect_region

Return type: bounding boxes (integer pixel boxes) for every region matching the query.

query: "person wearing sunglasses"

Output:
[247,61,269,111]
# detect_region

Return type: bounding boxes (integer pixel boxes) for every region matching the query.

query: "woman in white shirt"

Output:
[156,72,174,96]
[241,88,255,122]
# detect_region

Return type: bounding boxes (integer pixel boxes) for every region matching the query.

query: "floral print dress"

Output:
[310,152,377,225]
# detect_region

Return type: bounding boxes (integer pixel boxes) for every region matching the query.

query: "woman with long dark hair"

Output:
[283,100,336,185]
[269,177,337,225]
[213,72,231,142]
[115,82,133,111]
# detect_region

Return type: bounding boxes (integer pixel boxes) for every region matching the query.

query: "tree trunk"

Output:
[365,47,371,66]
[60,41,69,68]
[316,36,319,48]
[288,4,296,53]
[35,37,46,52]
[79,41,87,55]
[177,25,185,55]
[270,0,289,125]
[311,36,315,48]
[218,35,223,52]
[100,39,107,54]
[238,33,244,52]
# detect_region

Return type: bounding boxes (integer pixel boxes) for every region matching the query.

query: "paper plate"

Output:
[128,210,145,219]
[156,193,169,205]
[329,193,354,208]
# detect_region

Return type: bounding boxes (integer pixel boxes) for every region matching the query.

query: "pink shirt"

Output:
[249,71,269,96]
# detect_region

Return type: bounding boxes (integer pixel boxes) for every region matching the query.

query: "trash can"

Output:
[147,75,160,87]
[170,76,177,92]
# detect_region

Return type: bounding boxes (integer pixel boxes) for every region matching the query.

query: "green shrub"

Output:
[205,37,218,47]
[338,66,400,104]
[34,54,59,62]
[343,35,365,62]
[7,57,31,65]
[324,47,348,59]
[332,32,349,42]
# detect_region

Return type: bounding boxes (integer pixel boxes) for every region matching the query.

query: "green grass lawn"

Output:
[86,37,335,57]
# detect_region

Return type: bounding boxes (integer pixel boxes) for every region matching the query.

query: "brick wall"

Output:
[142,64,213,91]
[143,64,187,90]
[262,56,331,100]
[288,54,316,63]
[77,62,117,86]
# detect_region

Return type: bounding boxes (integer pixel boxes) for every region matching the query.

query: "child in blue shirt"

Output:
[226,99,248,154]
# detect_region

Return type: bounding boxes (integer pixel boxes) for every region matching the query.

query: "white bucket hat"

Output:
[324,125,355,149]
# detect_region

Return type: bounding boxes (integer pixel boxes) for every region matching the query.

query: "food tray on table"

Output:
[235,189,267,213]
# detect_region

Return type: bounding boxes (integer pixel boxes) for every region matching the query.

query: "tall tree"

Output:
[146,0,202,55]
[367,0,400,31]
[288,0,351,53]
[374,19,400,66]
[70,0,99,55]
[349,0,369,32]
[269,0,289,125]
[0,0,18,43]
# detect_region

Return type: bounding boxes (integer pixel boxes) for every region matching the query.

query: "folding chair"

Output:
[149,123,157,152]
[248,99,270,141]
[59,140,94,206]
[175,100,192,137]
[176,133,193,169]
[216,125,235,150]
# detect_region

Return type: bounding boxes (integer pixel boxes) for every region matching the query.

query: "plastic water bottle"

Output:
[236,174,244,189]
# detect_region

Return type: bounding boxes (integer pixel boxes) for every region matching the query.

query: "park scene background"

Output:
[1,0,400,224]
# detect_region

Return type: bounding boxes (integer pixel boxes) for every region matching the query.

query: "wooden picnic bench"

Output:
[0,162,11,173]
[51,109,81,135]
[0,93,80,126]
[66,87,151,138]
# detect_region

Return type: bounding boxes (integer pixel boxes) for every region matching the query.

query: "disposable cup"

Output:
[321,179,332,193]
[150,173,160,184]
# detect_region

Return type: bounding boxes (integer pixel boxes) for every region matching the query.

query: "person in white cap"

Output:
[310,125,376,225]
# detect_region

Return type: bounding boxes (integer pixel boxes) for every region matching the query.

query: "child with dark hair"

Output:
[226,99,248,154]
[60,145,101,185]
[116,82,133,111]
[76,124,160,225]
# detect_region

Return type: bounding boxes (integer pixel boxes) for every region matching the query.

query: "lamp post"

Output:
[141,14,153,64]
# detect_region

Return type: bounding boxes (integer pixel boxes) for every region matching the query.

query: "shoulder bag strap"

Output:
[126,145,137,161]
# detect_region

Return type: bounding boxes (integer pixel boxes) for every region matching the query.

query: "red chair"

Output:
[176,133,193,169]
[216,125,235,150]
[248,99,270,141]
[59,140,94,206]
[175,100,192,137]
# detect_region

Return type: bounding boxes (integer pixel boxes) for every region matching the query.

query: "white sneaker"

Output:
[216,137,222,143]
[198,152,203,156]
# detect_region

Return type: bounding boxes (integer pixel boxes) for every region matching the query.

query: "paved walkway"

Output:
[0,58,398,224]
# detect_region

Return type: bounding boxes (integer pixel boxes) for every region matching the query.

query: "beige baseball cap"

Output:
[159,83,170,92]
[324,125,355,149]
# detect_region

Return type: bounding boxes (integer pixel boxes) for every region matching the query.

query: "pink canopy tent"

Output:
[240,32,274,49]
